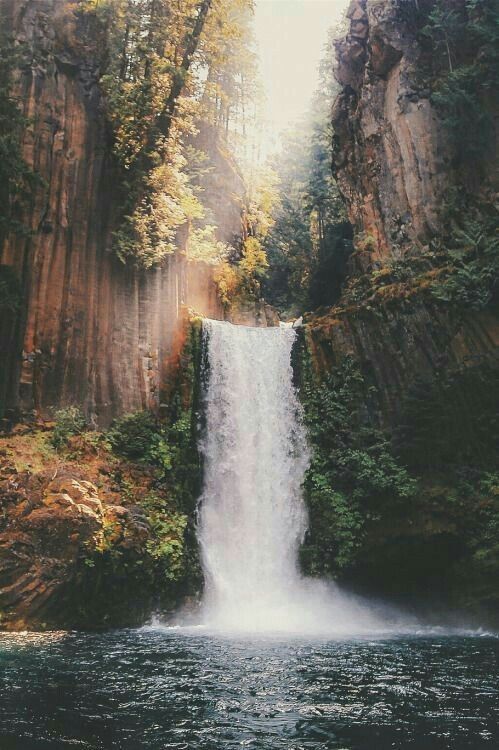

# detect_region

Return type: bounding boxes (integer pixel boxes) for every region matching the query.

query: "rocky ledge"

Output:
[0,427,195,630]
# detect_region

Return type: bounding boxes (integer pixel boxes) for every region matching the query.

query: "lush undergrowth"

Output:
[296,335,499,620]
[337,203,499,316]
[0,321,203,629]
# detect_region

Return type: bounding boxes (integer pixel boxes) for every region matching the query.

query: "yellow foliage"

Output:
[188,226,230,264]
[215,261,239,308]
[239,236,268,277]
[246,166,280,239]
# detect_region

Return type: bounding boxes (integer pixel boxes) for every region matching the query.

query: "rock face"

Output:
[0,0,225,425]
[333,0,449,258]
[297,0,499,623]
[305,301,499,427]
[315,0,499,419]
[0,319,204,632]
[0,446,155,629]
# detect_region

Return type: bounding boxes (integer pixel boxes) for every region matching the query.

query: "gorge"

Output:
[0,0,499,746]
[0,0,497,628]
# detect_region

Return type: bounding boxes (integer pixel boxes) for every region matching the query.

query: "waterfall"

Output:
[198,319,309,631]
[197,319,410,635]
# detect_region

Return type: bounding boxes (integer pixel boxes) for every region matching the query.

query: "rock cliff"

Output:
[332,0,498,261]
[0,0,225,426]
[298,0,499,623]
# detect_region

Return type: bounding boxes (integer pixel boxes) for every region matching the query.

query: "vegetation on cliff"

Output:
[74,0,265,288]
[297,332,499,618]
[261,31,353,317]
[0,29,39,249]
[282,0,499,622]
[416,0,499,173]
[0,321,203,629]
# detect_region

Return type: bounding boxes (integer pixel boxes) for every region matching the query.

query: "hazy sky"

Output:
[254,0,348,147]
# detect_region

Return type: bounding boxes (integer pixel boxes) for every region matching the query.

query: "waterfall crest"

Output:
[198,319,410,635]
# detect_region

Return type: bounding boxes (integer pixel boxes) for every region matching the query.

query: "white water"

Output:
[197,319,414,636]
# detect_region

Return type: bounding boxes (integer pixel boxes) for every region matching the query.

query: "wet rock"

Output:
[0,466,156,630]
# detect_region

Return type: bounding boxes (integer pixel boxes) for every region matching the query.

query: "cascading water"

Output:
[198,319,309,632]
[198,319,412,635]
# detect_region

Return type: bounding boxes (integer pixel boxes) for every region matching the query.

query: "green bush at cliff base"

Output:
[107,411,158,460]
[51,407,87,449]
[145,506,189,583]
[107,321,202,510]
[107,410,199,504]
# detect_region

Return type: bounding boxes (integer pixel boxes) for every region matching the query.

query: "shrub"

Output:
[107,411,158,460]
[146,511,189,582]
[0,265,22,313]
[51,407,87,449]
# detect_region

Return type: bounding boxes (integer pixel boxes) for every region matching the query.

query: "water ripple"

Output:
[0,630,498,749]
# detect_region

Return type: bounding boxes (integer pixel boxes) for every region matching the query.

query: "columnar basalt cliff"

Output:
[305,0,499,421]
[332,0,498,260]
[0,0,226,426]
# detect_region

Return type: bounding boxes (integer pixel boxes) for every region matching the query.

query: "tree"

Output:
[261,29,352,315]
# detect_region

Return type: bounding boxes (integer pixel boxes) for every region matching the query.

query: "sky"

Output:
[254,0,348,148]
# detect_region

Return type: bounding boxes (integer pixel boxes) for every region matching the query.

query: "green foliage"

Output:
[51,407,87,449]
[326,207,498,314]
[102,324,203,593]
[469,472,499,572]
[0,265,22,313]
[420,0,499,170]
[394,360,499,470]
[112,156,202,268]
[76,0,258,270]
[107,411,158,459]
[107,323,202,514]
[146,510,189,581]
[298,330,499,614]
[299,348,417,575]
[263,29,352,315]
[108,407,198,484]
[237,236,268,294]
[187,225,229,265]
[431,211,499,310]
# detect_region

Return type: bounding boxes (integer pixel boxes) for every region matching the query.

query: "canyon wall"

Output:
[332,0,498,260]
[0,0,226,426]
[298,0,499,622]
[308,0,499,423]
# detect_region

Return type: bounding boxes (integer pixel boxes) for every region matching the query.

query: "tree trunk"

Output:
[155,0,213,142]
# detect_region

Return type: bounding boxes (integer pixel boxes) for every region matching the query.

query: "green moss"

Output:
[296,329,499,619]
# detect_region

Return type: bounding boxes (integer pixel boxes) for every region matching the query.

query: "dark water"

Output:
[0,628,498,750]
